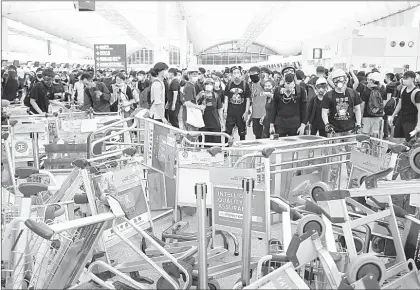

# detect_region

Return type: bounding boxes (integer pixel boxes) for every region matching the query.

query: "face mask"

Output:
[62,79,68,83]
[205,85,213,91]
[264,88,273,93]
[54,79,60,83]
[191,76,198,83]
[133,78,138,82]
[284,73,295,83]
[336,82,344,89]
[8,71,17,78]
[250,75,260,83]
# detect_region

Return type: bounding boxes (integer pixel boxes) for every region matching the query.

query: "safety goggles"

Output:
[315,84,328,90]
[332,76,346,83]
[283,68,295,75]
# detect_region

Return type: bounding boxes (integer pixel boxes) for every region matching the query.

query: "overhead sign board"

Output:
[94,44,127,72]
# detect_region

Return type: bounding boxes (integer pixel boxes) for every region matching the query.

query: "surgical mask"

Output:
[250,75,260,83]
[191,76,198,83]
[336,82,344,89]
[205,85,213,91]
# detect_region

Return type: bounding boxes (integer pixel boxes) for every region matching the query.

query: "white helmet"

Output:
[331,69,346,80]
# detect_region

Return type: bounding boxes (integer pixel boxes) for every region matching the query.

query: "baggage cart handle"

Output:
[87,117,138,158]
[24,219,55,240]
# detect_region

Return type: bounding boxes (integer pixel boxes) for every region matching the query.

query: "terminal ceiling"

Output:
[2,1,419,57]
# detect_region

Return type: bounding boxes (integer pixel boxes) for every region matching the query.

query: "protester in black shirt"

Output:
[166,68,181,128]
[137,70,151,94]
[224,66,251,141]
[307,77,328,137]
[197,78,224,144]
[29,68,58,114]
[390,71,420,141]
[1,65,22,102]
[269,66,307,137]
[81,73,112,113]
[321,69,362,135]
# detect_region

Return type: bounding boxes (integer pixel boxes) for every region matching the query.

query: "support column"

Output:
[2,17,9,52]
[155,2,169,63]
[180,18,188,69]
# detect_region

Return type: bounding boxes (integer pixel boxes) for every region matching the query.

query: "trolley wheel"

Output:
[309,182,329,202]
[112,281,137,290]
[345,253,386,285]
[208,279,221,290]
[409,147,420,174]
[296,214,326,239]
[360,141,372,154]
[156,275,180,290]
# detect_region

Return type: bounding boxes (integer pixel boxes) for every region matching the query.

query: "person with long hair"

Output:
[149,62,169,123]
[1,65,22,102]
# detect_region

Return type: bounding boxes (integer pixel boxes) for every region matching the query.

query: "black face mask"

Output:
[250,75,260,83]
[284,73,295,83]
[133,78,138,82]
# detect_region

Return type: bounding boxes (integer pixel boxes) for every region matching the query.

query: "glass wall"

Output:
[127,48,154,65]
[198,41,277,65]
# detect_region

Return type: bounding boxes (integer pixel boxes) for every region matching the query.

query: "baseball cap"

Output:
[42,68,55,77]
[187,66,199,73]
[368,72,382,83]
[403,71,416,79]
[198,67,206,74]
[315,77,328,86]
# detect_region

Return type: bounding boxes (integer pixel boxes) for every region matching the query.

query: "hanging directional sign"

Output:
[94,44,127,72]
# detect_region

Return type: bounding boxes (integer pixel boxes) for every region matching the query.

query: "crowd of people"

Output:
[2,62,420,144]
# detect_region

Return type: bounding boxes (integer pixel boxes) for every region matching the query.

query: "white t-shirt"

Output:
[150,79,165,120]
[74,81,85,106]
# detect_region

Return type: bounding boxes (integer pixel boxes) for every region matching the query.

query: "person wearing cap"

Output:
[1,65,22,102]
[29,68,61,114]
[359,72,386,138]
[248,66,266,139]
[224,66,251,140]
[180,66,206,130]
[307,77,329,137]
[321,68,362,136]
[196,78,224,143]
[166,68,181,127]
[269,65,307,137]
[390,71,420,141]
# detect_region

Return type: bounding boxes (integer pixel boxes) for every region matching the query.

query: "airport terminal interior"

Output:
[2,1,420,289]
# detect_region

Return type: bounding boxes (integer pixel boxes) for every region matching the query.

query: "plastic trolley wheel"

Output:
[309,182,329,202]
[409,147,420,174]
[208,279,221,290]
[345,253,386,285]
[296,214,326,240]
[156,275,180,290]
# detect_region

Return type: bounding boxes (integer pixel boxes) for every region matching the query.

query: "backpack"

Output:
[139,79,161,109]
[367,88,384,116]
[384,97,396,116]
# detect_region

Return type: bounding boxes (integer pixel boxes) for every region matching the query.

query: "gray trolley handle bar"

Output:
[91,109,121,116]
[139,116,233,147]
[87,117,138,158]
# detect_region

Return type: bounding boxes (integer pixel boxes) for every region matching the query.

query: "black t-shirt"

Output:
[138,79,151,93]
[361,86,386,117]
[167,78,181,108]
[52,82,65,95]
[198,92,223,128]
[400,87,420,123]
[224,81,251,116]
[311,97,324,129]
[321,89,362,132]
[30,81,54,113]
[356,83,365,96]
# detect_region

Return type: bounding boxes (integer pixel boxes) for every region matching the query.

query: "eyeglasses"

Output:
[315,84,328,90]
